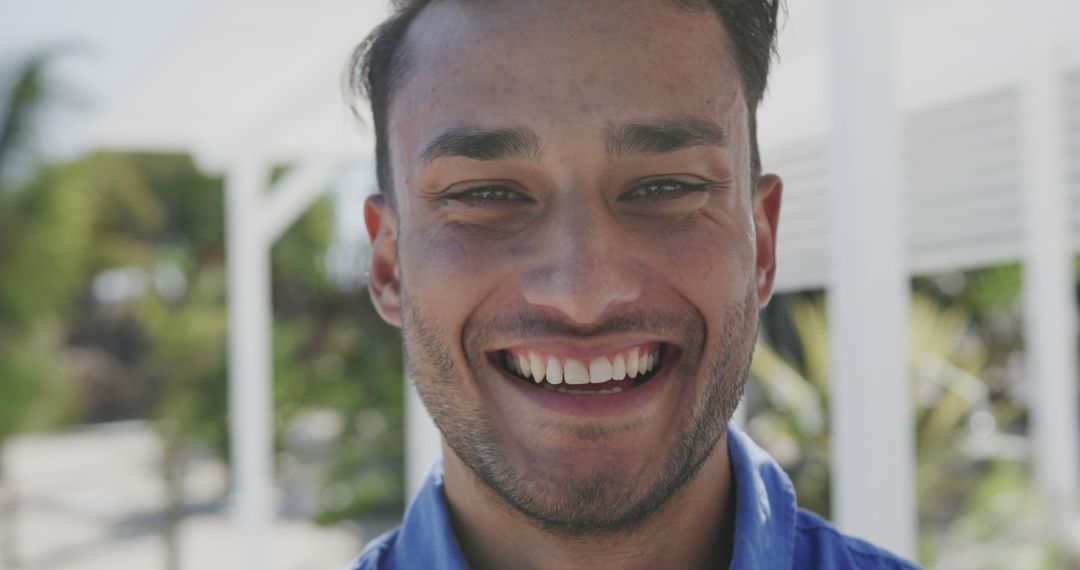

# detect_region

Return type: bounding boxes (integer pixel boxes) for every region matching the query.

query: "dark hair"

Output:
[346,0,783,203]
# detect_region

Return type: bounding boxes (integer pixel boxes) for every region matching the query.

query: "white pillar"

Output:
[1021,0,1080,532]
[826,0,917,558]
[226,160,274,570]
[405,378,441,500]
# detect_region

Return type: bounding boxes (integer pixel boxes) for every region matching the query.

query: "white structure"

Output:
[88,0,1080,566]
[92,3,391,568]
[825,0,916,556]
[1021,0,1080,532]
[225,159,342,569]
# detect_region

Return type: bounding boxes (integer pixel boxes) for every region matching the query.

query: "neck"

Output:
[442,435,736,570]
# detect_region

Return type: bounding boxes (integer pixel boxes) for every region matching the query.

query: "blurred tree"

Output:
[3,145,226,570]
[0,53,87,570]
[1,70,406,565]
[268,195,405,523]
[751,288,1065,568]
[86,157,405,562]
[119,154,227,570]
[135,271,228,570]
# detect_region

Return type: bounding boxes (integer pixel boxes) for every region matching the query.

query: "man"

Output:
[346,0,919,568]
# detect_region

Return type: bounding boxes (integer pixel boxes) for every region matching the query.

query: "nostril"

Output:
[522,267,642,326]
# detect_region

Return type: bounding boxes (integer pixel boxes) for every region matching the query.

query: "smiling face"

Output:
[365,0,782,536]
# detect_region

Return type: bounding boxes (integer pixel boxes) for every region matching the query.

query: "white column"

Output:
[1021,0,1080,532]
[261,161,340,243]
[405,377,442,500]
[826,0,917,558]
[226,160,274,570]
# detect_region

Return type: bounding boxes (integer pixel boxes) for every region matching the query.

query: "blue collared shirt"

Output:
[347,424,921,569]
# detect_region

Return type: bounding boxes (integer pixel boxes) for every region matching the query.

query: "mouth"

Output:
[490,342,671,395]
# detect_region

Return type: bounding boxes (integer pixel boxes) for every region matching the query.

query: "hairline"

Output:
[363,0,773,206]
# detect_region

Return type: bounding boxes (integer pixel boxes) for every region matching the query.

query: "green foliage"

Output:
[0,51,397,560]
[2,114,406,526]
[0,322,75,436]
[270,198,406,521]
[924,461,1060,569]
[0,52,50,182]
[135,266,229,449]
[0,163,95,328]
[0,56,92,441]
[750,278,1064,567]
[1,145,231,444]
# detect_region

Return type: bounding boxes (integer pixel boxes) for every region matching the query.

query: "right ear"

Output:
[365,194,402,327]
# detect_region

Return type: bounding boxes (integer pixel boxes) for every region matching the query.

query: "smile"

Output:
[497,343,667,395]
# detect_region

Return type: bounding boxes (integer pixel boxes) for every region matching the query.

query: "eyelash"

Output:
[619,179,714,201]
[446,179,713,205]
[445,185,531,205]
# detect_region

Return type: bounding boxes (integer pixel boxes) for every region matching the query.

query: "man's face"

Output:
[366,0,781,535]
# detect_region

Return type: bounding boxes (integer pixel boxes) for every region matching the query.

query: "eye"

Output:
[621,179,713,201]
[446,184,531,205]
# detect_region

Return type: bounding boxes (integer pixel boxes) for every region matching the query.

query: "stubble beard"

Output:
[401,283,758,538]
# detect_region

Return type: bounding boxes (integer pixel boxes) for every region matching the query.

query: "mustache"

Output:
[464,308,704,348]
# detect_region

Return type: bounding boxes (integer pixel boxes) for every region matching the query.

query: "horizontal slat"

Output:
[910,221,1021,251]
[904,89,1019,134]
[910,239,1024,275]
[764,75,1080,294]
[903,125,1019,165]
[909,186,1018,222]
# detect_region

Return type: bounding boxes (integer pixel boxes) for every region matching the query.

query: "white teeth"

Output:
[546,357,563,385]
[563,359,590,385]
[641,351,659,374]
[610,386,623,394]
[529,353,546,383]
[612,354,626,380]
[509,347,661,385]
[589,357,613,384]
[626,349,640,378]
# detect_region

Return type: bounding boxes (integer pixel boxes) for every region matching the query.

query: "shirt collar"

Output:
[399,422,797,569]
[391,462,470,570]
[726,423,798,569]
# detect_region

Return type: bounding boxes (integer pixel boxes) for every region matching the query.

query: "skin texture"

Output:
[364,1,783,568]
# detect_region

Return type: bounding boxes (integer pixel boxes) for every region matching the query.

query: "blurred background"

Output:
[1,0,1079,569]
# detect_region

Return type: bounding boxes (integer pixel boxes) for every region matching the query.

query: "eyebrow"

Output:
[419,126,542,164]
[605,115,729,158]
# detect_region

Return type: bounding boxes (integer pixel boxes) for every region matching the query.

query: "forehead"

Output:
[391,0,746,150]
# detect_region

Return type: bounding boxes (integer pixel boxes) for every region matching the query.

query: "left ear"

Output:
[752,174,783,308]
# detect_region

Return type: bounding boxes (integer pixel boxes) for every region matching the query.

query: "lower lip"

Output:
[494,353,676,418]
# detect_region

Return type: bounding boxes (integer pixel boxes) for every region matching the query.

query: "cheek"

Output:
[399,224,524,323]
[642,208,756,303]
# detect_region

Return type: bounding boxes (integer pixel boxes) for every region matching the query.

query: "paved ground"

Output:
[1,421,393,570]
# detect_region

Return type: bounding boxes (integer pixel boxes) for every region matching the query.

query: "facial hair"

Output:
[400,281,758,537]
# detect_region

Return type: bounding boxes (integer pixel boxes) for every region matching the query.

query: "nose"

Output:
[522,203,642,325]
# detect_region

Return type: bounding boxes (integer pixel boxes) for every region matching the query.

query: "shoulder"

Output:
[793,509,922,569]
[342,528,401,570]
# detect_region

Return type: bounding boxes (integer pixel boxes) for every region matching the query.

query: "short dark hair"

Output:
[345,0,783,204]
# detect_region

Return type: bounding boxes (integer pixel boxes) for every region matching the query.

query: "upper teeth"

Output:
[506,346,661,385]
